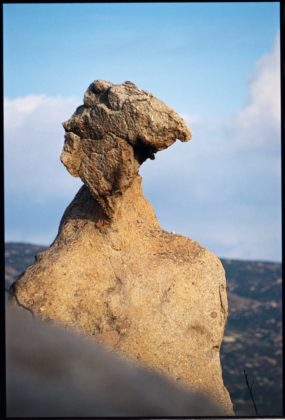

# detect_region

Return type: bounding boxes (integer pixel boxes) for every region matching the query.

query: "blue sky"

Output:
[4,3,281,261]
[4,3,279,114]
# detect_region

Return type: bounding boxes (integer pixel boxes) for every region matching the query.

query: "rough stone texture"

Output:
[61,80,191,218]
[11,80,233,415]
[6,303,227,417]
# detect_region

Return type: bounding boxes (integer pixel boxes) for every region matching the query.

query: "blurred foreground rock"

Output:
[11,80,233,414]
[6,303,227,417]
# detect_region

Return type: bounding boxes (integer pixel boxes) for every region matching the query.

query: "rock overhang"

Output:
[61,80,192,218]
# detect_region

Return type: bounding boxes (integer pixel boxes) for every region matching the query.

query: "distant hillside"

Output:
[220,258,282,416]
[5,242,282,416]
[5,242,47,290]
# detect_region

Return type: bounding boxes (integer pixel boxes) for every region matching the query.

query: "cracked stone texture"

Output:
[61,80,192,218]
[12,80,233,415]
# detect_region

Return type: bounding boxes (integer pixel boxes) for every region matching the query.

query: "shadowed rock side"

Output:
[11,80,233,415]
[6,303,227,417]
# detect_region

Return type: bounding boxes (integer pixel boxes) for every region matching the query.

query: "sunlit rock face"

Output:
[11,80,233,415]
[61,80,191,218]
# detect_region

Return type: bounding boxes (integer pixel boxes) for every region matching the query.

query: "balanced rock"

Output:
[11,80,233,415]
[61,80,191,218]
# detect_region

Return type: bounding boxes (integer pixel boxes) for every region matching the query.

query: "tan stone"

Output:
[11,80,233,415]
[61,80,191,218]
[12,177,233,413]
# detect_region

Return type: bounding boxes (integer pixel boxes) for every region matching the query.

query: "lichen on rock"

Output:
[11,80,234,415]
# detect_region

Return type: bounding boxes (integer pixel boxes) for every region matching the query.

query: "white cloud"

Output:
[244,34,280,125]
[4,94,83,200]
[5,95,45,115]
[141,33,281,262]
[228,33,281,152]
[4,94,84,244]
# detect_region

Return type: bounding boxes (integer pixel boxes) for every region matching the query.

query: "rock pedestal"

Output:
[12,80,234,415]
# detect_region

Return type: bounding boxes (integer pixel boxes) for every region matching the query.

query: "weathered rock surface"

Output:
[61,80,191,218]
[11,80,233,415]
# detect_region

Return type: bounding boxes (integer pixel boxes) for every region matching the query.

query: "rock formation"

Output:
[11,80,234,415]
[61,80,191,218]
